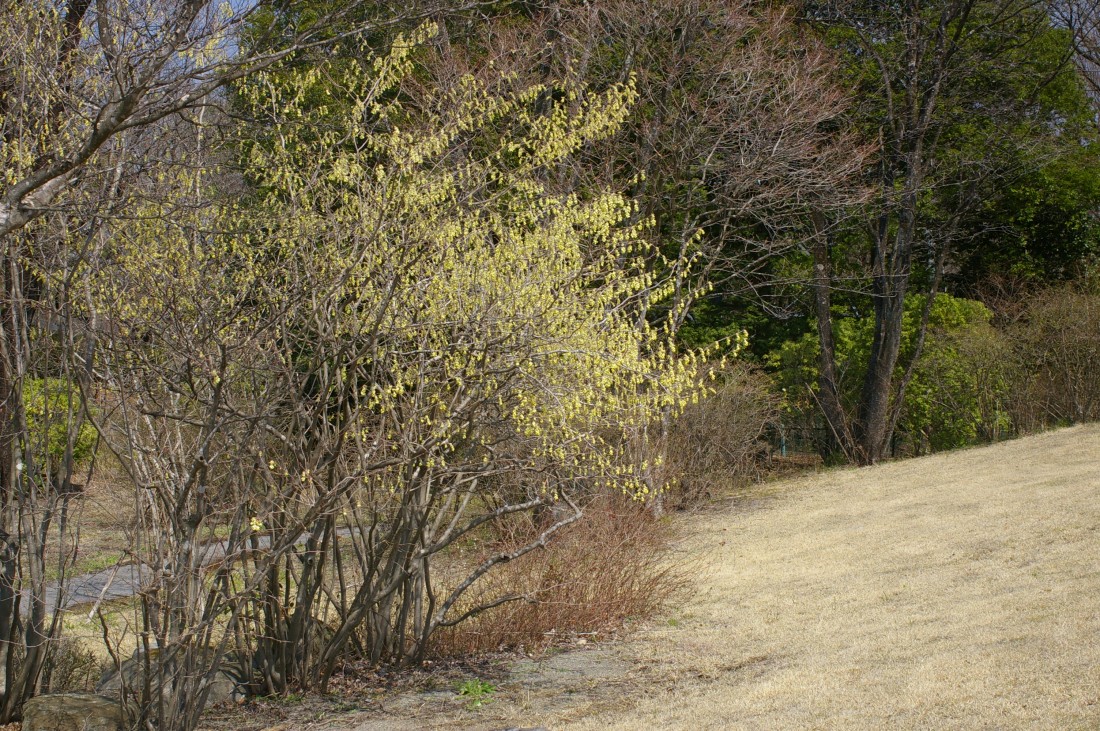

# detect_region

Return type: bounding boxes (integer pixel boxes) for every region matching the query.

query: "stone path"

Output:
[49,561,154,611]
[44,527,358,613]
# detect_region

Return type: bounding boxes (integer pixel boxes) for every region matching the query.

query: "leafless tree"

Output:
[466,0,873,333]
[1053,0,1100,98]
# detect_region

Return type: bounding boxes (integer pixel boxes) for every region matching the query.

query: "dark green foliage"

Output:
[953,146,1100,288]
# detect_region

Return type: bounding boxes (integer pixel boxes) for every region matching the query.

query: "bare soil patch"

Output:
[232,424,1100,730]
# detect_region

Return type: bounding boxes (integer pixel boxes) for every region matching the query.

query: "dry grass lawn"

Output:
[561,424,1100,730]
[326,424,1100,730]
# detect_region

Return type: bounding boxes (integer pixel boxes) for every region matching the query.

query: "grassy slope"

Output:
[560,424,1100,730]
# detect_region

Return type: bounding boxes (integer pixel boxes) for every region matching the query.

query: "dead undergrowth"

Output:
[430,495,689,658]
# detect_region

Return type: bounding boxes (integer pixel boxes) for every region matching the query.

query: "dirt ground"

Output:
[228,423,1100,730]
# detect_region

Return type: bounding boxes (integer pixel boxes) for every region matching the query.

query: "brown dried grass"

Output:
[560,424,1100,730]
[431,496,688,657]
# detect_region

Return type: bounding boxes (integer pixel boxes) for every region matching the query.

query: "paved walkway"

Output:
[44,527,358,613]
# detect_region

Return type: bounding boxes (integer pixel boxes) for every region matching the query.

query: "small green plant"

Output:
[456,678,496,710]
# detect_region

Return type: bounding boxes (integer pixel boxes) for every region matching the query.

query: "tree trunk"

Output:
[857,285,907,463]
[854,156,922,464]
[809,213,854,460]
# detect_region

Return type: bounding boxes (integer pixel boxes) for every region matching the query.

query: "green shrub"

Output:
[902,316,1015,452]
[23,378,97,469]
[769,294,1014,457]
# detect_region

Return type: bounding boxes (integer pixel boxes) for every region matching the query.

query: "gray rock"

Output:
[22,693,130,731]
[96,648,244,708]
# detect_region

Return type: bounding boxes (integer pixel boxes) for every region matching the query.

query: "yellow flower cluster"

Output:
[95,22,706,509]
